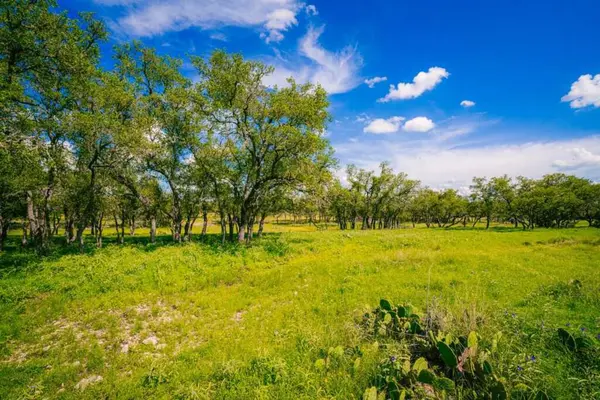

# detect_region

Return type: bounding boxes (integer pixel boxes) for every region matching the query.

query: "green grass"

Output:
[1,226,599,399]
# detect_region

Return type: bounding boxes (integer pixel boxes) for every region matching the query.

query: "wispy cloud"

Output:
[262,26,363,95]
[209,32,228,42]
[364,76,387,88]
[94,0,307,43]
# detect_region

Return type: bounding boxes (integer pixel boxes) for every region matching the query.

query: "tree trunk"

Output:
[0,218,9,251]
[170,188,183,242]
[52,214,60,235]
[65,217,74,244]
[172,216,182,242]
[96,213,104,248]
[120,211,126,244]
[201,211,208,237]
[183,215,191,242]
[150,215,157,244]
[114,214,123,245]
[75,223,86,253]
[220,211,226,244]
[238,223,246,243]
[257,213,266,237]
[246,215,255,242]
[26,191,39,244]
[228,214,234,242]
[21,222,28,248]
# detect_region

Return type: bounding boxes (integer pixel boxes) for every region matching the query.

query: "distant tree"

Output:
[470,177,497,229]
[490,175,518,227]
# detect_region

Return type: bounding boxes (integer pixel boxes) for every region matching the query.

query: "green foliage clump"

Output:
[362,300,552,400]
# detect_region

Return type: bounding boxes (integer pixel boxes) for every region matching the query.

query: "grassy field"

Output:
[1,225,599,399]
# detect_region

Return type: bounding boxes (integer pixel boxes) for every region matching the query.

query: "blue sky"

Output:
[63,0,600,190]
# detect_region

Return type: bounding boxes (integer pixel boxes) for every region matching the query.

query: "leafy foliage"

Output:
[362,300,554,399]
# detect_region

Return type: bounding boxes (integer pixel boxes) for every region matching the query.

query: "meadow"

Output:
[0,225,599,399]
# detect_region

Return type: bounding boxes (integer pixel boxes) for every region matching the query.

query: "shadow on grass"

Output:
[0,231,285,273]
[443,225,596,233]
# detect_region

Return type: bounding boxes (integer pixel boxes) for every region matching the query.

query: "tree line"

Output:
[1,1,599,253]
[326,163,600,231]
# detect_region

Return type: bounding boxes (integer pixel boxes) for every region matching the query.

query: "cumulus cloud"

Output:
[561,74,600,109]
[364,76,387,88]
[403,117,435,132]
[94,0,304,42]
[363,116,404,134]
[262,26,362,95]
[460,100,476,108]
[379,67,449,102]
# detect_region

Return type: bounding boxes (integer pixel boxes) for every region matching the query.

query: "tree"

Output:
[193,51,334,242]
[490,175,518,227]
[1,0,106,251]
[470,177,497,229]
[115,41,197,242]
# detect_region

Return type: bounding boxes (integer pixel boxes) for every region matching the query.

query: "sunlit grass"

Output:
[0,227,599,398]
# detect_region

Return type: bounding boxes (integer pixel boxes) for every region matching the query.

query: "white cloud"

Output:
[95,0,304,42]
[209,32,228,42]
[355,113,371,123]
[403,117,435,132]
[379,67,449,102]
[305,4,318,16]
[334,132,600,189]
[553,147,600,169]
[261,8,298,43]
[460,100,475,108]
[561,74,600,109]
[364,76,387,88]
[262,26,362,95]
[363,116,404,134]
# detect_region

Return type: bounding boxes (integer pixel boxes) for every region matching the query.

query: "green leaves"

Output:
[558,327,597,354]
[362,387,378,400]
[380,299,392,311]
[412,357,428,374]
[417,369,435,384]
[433,377,456,392]
[362,299,532,399]
[437,341,458,368]
[489,381,507,400]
